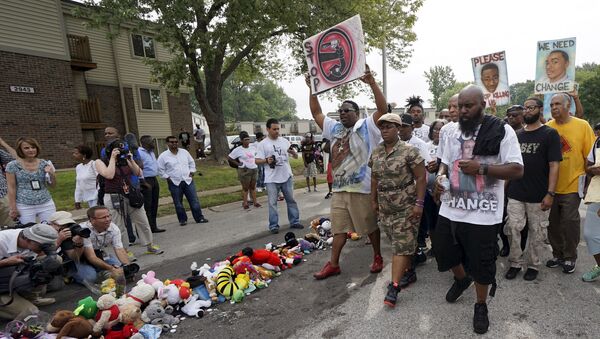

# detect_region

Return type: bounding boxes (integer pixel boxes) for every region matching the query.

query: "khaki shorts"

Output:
[238,168,257,187]
[331,192,378,235]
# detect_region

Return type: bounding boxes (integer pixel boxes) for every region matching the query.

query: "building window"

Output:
[139,88,163,111]
[131,34,156,58]
[280,124,285,128]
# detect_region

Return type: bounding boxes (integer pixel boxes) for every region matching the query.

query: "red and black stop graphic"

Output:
[317,28,354,83]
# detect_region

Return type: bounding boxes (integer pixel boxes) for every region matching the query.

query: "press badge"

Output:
[30,180,41,190]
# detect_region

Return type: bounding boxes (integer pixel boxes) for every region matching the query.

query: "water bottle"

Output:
[439,175,451,203]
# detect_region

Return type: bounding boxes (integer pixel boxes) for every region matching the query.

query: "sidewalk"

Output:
[66,174,318,221]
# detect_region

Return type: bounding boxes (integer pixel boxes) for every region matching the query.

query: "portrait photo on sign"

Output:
[535,37,576,94]
[303,15,366,94]
[471,51,510,106]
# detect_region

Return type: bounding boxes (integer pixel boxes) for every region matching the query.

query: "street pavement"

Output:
[39,185,600,338]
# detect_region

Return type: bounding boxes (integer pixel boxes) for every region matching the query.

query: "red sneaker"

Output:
[370,254,384,273]
[313,261,341,280]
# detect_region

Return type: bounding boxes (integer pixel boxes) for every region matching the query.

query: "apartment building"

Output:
[0,0,194,167]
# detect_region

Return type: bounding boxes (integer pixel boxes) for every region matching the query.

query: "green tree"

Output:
[437,81,471,112]
[77,0,423,162]
[509,80,535,106]
[424,65,456,110]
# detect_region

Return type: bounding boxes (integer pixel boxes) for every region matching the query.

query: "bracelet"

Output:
[416,199,425,203]
[415,202,425,208]
[547,191,555,197]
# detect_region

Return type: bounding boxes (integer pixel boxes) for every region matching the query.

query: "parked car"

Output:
[204,135,236,155]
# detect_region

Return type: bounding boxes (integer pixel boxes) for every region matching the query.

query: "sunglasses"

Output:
[338,108,356,113]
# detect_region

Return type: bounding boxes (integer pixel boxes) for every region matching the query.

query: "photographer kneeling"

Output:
[0,224,60,320]
[47,211,90,284]
[74,206,138,285]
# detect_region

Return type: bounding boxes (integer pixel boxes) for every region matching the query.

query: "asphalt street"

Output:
[36,185,600,338]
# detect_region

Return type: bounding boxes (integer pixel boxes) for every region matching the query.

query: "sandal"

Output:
[243,203,249,209]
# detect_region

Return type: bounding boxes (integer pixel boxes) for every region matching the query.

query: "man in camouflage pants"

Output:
[369,113,427,308]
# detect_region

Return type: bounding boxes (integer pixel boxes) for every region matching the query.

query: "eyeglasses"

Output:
[338,108,356,113]
[524,105,540,111]
[506,113,522,118]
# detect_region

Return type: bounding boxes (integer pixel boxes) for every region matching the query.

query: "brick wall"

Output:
[167,92,195,152]
[0,51,81,168]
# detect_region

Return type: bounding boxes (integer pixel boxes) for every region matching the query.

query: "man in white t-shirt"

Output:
[433,85,523,334]
[255,119,302,233]
[437,94,459,160]
[229,131,261,209]
[305,66,388,280]
[406,96,430,143]
[193,124,206,159]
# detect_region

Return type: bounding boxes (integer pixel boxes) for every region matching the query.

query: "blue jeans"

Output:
[257,164,265,188]
[167,180,204,223]
[265,176,299,230]
[73,255,120,284]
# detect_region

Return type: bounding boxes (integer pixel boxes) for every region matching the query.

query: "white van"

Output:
[284,135,302,151]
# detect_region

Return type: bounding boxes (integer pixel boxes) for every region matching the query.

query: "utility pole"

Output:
[382,45,387,98]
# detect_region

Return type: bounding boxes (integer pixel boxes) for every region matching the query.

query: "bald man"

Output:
[545,93,595,274]
[434,85,523,334]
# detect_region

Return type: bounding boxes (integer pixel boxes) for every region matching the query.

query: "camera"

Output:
[122,263,140,280]
[63,223,91,238]
[107,139,130,166]
[269,155,277,169]
[22,243,63,287]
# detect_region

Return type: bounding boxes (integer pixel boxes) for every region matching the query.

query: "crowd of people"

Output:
[0,66,599,335]
[301,67,598,335]
[0,125,214,319]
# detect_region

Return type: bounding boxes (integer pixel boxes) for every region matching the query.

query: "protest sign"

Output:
[535,37,576,94]
[471,51,510,106]
[303,15,366,94]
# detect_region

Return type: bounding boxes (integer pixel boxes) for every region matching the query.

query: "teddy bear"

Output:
[104,324,144,339]
[117,282,156,310]
[46,310,93,339]
[141,271,164,293]
[180,294,210,318]
[141,300,180,331]
[93,294,121,335]
[120,304,144,329]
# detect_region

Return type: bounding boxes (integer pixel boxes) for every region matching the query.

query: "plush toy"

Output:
[74,296,98,319]
[234,273,250,290]
[254,265,275,280]
[120,304,144,330]
[284,232,299,247]
[104,324,144,339]
[46,310,93,339]
[164,279,191,301]
[216,265,239,299]
[141,271,163,292]
[117,282,156,309]
[240,247,282,267]
[101,278,117,295]
[93,294,121,335]
[159,283,183,306]
[198,263,218,302]
[141,300,180,331]
[232,259,258,278]
[187,262,207,289]
[180,294,210,317]
[231,289,245,303]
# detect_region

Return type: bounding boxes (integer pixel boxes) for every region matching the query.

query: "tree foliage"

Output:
[424,65,456,111]
[77,0,423,162]
[437,81,471,112]
[509,80,535,106]
[577,63,600,124]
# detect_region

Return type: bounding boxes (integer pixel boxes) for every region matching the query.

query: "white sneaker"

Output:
[257,187,263,193]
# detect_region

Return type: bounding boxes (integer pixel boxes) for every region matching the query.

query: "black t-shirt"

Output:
[507,125,562,202]
[301,142,315,163]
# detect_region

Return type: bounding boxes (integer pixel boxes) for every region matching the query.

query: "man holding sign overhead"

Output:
[306,65,388,281]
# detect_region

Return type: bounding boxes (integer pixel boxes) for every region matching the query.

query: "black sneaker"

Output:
[290,224,304,229]
[473,303,489,334]
[384,282,401,307]
[504,267,521,280]
[446,276,473,303]
[523,268,538,281]
[562,260,576,274]
[270,228,279,234]
[399,269,417,288]
[546,258,563,268]
[415,249,427,265]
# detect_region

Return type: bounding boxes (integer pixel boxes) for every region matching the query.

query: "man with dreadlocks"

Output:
[407,96,430,143]
[305,66,388,280]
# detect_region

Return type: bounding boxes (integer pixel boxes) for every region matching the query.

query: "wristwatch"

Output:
[477,164,488,175]
[547,191,556,197]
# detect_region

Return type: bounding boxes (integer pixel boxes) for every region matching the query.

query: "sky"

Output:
[279,0,600,119]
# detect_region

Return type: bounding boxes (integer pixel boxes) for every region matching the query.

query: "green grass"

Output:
[51,158,312,212]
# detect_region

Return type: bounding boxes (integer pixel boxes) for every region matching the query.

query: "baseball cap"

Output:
[377,113,403,126]
[506,105,524,114]
[23,224,58,245]
[399,114,414,126]
[48,211,76,225]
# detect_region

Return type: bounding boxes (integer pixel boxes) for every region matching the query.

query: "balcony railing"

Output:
[79,98,102,123]
[67,34,97,70]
